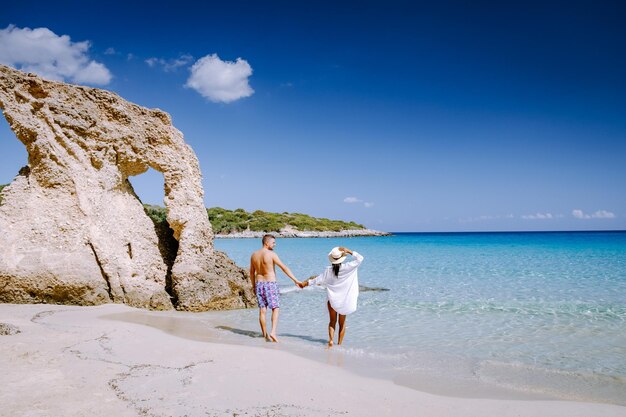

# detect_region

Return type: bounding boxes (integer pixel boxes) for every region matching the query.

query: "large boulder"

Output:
[0,65,256,311]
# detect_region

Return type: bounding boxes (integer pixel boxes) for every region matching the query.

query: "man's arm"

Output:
[249,255,256,288]
[273,253,301,286]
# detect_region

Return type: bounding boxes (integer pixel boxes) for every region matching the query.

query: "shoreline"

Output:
[214,228,391,238]
[1,303,625,416]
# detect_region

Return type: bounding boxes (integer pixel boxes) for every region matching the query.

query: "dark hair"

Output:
[262,234,275,245]
[332,263,341,277]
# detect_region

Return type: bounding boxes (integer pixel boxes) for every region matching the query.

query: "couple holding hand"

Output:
[249,234,364,347]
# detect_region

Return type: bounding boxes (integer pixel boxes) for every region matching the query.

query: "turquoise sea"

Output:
[209,231,626,404]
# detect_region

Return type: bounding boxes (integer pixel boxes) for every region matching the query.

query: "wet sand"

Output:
[1,303,625,417]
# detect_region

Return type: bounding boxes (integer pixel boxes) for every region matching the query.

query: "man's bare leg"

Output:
[337,314,347,345]
[269,307,280,342]
[327,301,337,347]
[259,307,269,341]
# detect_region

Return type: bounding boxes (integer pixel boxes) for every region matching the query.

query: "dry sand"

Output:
[1,303,625,417]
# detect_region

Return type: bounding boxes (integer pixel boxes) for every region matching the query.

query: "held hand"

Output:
[295,280,303,288]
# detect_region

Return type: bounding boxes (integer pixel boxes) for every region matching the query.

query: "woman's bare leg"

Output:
[327,301,337,347]
[337,314,347,345]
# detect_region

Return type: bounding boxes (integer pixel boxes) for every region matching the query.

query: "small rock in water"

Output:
[0,323,20,335]
[359,285,390,292]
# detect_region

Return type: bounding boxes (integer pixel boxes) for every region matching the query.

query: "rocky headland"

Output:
[145,205,392,238]
[214,228,391,238]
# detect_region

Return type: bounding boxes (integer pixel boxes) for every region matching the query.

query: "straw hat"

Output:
[328,247,347,264]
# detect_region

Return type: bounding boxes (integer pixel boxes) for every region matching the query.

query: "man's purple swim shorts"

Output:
[255,281,280,309]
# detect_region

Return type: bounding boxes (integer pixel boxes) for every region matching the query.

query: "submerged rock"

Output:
[359,286,390,292]
[0,65,256,311]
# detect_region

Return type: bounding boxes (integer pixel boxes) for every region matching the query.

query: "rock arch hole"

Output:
[128,168,179,303]
[128,167,165,206]
[0,116,28,189]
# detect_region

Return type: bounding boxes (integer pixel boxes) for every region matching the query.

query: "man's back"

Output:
[251,248,276,281]
[249,235,301,342]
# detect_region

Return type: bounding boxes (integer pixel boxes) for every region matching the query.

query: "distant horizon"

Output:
[388,229,626,234]
[0,175,624,233]
[1,1,625,232]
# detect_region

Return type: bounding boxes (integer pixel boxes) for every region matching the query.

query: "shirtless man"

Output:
[249,234,301,342]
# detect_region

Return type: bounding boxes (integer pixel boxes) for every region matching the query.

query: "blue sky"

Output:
[1,0,625,232]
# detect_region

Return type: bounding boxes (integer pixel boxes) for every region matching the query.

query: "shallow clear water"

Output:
[210,232,626,403]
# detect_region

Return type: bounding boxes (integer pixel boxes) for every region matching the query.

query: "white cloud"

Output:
[104,47,116,55]
[572,209,616,219]
[344,196,373,208]
[73,61,112,84]
[0,25,112,85]
[593,210,616,219]
[185,54,254,103]
[460,214,515,223]
[522,212,554,220]
[145,54,193,72]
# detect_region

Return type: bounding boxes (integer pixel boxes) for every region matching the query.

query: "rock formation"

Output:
[0,322,20,335]
[0,65,256,311]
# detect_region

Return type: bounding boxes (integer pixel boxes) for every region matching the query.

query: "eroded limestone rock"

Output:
[0,323,20,335]
[0,65,256,311]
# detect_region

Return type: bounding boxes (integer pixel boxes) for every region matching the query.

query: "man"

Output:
[249,234,301,342]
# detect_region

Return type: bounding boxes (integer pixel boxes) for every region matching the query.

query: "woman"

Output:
[302,246,364,347]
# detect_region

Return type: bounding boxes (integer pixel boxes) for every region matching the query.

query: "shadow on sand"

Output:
[215,326,263,338]
[280,333,328,345]
[216,326,328,345]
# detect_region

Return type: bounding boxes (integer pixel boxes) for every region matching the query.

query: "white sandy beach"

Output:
[1,303,625,417]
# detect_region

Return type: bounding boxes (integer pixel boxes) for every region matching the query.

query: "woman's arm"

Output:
[341,248,363,271]
[339,246,353,256]
[305,272,325,287]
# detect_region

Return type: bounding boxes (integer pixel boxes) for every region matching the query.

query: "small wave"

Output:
[279,285,324,294]
[395,300,626,320]
[278,286,300,294]
[477,359,626,405]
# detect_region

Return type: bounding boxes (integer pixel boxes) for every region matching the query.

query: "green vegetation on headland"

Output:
[145,204,365,234]
[207,207,365,233]
[0,184,5,205]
